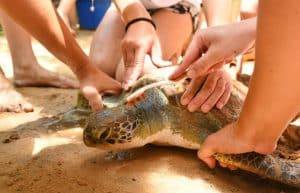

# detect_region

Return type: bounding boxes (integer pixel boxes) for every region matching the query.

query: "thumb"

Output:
[81,86,103,112]
[169,33,205,80]
[198,137,217,169]
[102,78,122,95]
[151,39,172,67]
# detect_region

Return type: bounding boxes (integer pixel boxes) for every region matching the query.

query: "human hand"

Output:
[78,64,122,112]
[181,69,232,112]
[121,21,171,90]
[198,122,277,169]
[170,18,256,80]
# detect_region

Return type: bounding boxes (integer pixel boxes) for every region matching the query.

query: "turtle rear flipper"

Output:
[215,152,300,188]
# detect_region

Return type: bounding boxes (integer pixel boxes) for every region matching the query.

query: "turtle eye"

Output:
[99,128,110,140]
[107,139,115,144]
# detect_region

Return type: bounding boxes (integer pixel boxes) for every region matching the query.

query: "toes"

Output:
[23,102,34,112]
[5,101,33,113]
[0,90,34,113]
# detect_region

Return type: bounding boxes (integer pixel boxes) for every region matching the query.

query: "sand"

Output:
[0,30,299,193]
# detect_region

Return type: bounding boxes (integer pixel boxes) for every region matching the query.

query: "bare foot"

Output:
[57,9,76,36]
[0,70,33,113]
[14,64,79,88]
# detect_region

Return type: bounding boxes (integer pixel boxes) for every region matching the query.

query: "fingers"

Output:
[216,82,231,109]
[219,162,238,170]
[180,76,206,106]
[187,49,223,79]
[95,70,122,95]
[23,102,34,112]
[201,78,225,113]
[125,48,135,73]
[151,39,172,67]
[122,48,145,90]
[169,32,205,80]
[183,69,232,112]
[198,136,217,169]
[102,78,122,96]
[81,86,103,112]
[187,73,219,112]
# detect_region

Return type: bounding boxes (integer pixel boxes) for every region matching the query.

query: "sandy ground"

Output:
[0,30,299,193]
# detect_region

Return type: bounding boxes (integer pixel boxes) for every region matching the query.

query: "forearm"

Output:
[237,0,300,151]
[112,0,151,23]
[0,0,90,79]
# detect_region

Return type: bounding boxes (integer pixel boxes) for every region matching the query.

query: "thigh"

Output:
[152,9,193,61]
[89,4,125,77]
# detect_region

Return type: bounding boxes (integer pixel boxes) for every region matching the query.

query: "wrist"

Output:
[125,17,156,32]
[235,120,278,154]
[122,2,151,23]
[72,60,95,81]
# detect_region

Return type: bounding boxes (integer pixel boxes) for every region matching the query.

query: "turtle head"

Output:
[83,105,151,150]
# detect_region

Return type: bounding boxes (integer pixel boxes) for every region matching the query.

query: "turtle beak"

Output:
[83,126,111,147]
[83,129,96,147]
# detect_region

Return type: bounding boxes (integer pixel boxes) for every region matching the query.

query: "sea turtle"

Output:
[48,72,300,188]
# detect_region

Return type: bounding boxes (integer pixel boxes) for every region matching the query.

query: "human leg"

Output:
[202,0,240,26]
[0,10,78,88]
[0,67,33,112]
[89,4,125,78]
[116,8,193,81]
[57,0,76,34]
[240,0,258,20]
[236,0,258,83]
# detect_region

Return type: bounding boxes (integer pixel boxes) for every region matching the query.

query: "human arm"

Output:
[0,0,121,111]
[170,9,255,112]
[181,0,235,112]
[170,18,256,80]
[198,0,300,168]
[113,0,171,90]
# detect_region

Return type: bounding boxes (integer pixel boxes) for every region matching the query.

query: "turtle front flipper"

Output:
[77,92,123,109]
[214,152,300,188]
[39,93,92,132]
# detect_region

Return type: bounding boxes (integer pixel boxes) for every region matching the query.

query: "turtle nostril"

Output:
[100,128,110,140]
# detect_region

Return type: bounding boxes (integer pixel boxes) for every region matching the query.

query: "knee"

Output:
[89,53,106,67]
[240,0,258,20]
[89,54,116,77]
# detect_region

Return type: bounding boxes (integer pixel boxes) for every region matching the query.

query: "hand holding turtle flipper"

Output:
[79,65,121,112]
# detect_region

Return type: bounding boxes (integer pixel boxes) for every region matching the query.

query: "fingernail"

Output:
[216,103,223,109]
[169,74,175,79]
[121,82,126,88]
[181,97,189,105]
[127,80,133,88]
[201,105,210,113]
[122,82,129,90]
[188,104,196,112]
[187,69,196,78]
